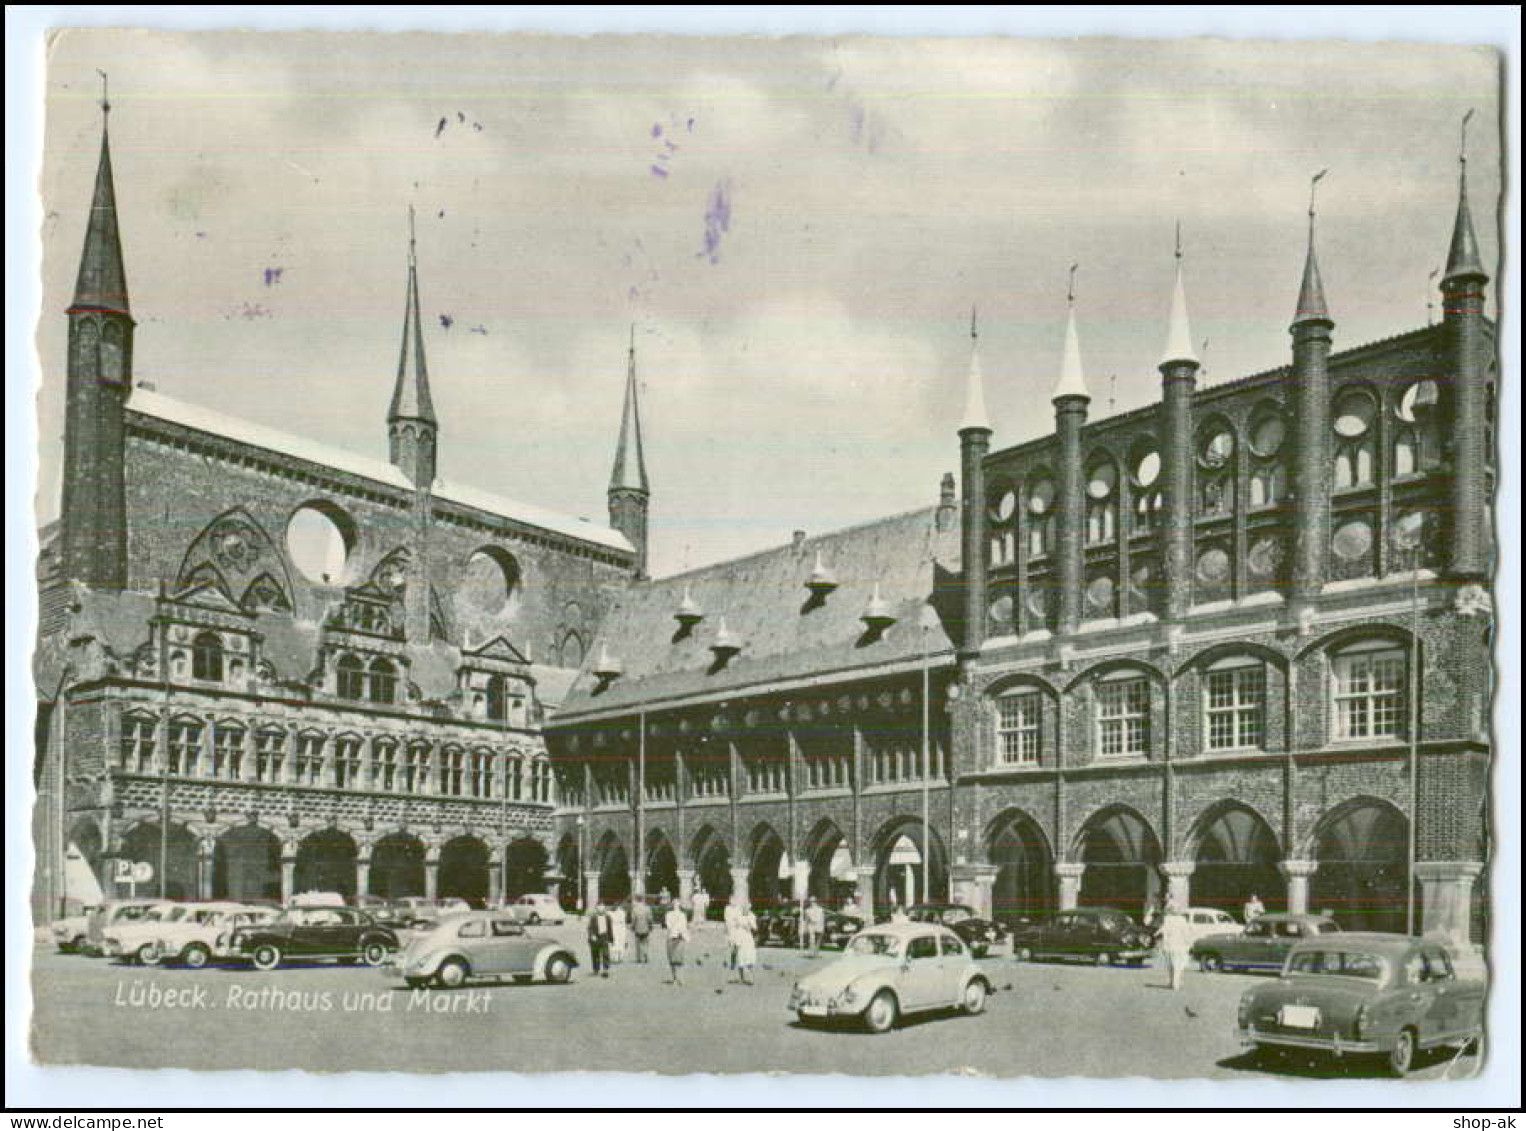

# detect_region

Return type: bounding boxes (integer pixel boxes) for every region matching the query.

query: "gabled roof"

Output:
[125,388,632,553]
[555,505,961,720]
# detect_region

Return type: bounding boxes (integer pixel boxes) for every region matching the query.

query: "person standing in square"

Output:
[629,895,652,964]
[663,899,689,985]
[586,902,614,978]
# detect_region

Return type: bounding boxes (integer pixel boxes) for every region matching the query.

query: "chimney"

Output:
[936,472,957,532]
[792,530,806,551]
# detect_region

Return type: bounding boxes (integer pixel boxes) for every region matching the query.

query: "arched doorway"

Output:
[505,837,549,901]
[119,821,196,900]
[646,831,680,901]
[554,834,580,911]
[439,836,490,905]
[871,818,949,914]
[1075,806,1161,921]
[1190,804,1284,917]
[805,820,854,905]
[370,833,426,899]
[748,825,790,909]
[691,826,732,910]
[214,824,281,902]
[294,828,357,899]
[987,810,1054,923]
[1311,800,1409,933]
[596,832,630,905]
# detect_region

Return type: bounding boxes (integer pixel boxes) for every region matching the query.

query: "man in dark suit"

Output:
[586,902,614,977]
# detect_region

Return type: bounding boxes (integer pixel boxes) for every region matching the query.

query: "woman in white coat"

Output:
[609,899,629,963]
[729,899,759,985]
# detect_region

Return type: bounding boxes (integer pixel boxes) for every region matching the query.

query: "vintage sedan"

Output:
[82,899,164,956]
[502,893,567,926]
[151,904,279,967]
[392,911,579,989]
[1239,933,1485,1076]
[788,922,992,1033]
[1181,906,1245,948]
[233,906,400,970]
[101,902,193,964]
[1193,913,1341,973]
[907,903,1007,958]
[50,907,98,953]
[759,902,867,949]
[1009,907,1155,965]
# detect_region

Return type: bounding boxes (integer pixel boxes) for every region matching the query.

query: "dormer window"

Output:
[368,657,398,704]
[592,645,624,682]
[710,619,742,662]
[191,631,224,681]
[860,586,896,634]
[805,552,838,599]
[675,585,705,629]
[336,654,366,700]
[486,674,509,721]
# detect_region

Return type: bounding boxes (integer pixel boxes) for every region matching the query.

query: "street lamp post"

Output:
[921,607,932,904]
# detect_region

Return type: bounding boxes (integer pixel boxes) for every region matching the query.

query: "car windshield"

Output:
[847,933,903,958]
[1287,950,1387,981]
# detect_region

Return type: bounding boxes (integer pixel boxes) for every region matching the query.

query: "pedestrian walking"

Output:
[1159,908,1192,991]
[610,899,629,963]
[586,902,614,978]
[1242,893,1265,924]
[630,895,653,964]
[729,900,759,985]
[723,894,744,971]
[802,895,826,954]
[663,899,689,985]
[692,887,709,927]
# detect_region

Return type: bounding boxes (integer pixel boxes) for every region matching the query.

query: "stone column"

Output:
[583,869,601,911]
[1290,307,1333,608]
[1056,862,1085,910]
[1161,861,1195,913]
[1160,357,1198,621]
[853,866,876,918]
[791,857,810,902]
[1279,858,1318,915]
[630,869,645,899]
[676,868,695,904]
[424,850,439,900]
[730,866,751,906]
[1441,240,1490,583]
[488,845,506,906]
[1415,861,1483,949]
[959,420,992,660]
[197,836,216,900]
[355,848,372,899]
[280,854,296,905]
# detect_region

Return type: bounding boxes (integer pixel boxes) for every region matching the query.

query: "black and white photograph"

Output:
[7,8,1519,1113]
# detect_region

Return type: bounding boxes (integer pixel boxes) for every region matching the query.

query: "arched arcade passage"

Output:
[439,836,490,905]
[370,832,426,899]
[293,828,357,900]
[213,824,282,903]
[1190,804,1284,917]
[987,810,1054,924]
[119,821,196,900]
[1310,800,1409,934]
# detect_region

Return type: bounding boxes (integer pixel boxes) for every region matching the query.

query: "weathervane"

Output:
[407,203,416,264]
[1067,263,1078,306]
[970,304,978,341]
[1460,107,1474,168]
[1174,220,1182,262]
[97,69,110,116]
[1308,168,1329,240]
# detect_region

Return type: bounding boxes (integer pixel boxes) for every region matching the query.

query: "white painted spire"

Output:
[958,305,991,432]
[1051,266,1090,402]
[1160,229,1198,368]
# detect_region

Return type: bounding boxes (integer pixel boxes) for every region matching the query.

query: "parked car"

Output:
[233,905,400,970]
[83,899,164,956]
[1180,907,1245,948]
[1238,933,1485,1076]
[907,903,1007,958]
[101,901,191,964]
[503,893,567,926]
[211,907,288,962]
[388,897,473,930]
[288,890,347,908]
[757,902,866,949]
[393,910,579,989]
[1193,912,1341,974]
[150,904,279,968]
[1009,908,1156,966]
[789,922,992,1033]
[50,906,99,953]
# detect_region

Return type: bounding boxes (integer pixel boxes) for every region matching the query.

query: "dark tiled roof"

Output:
[555,505,962,720]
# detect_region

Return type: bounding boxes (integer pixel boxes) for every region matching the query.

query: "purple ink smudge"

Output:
[651,123,663,138]
[686,118,694,133]
[435,117,447,138]
[263,267,284,287]
[437,209,445,219]
[458,111,465,123]
[439,314,454,330]
[650,165,668,178]
[195,231,207,239]
[701,179,732,264]
[469,325,488,335]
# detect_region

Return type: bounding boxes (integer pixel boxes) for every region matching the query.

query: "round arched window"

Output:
[1130,441,1161,488]
[990,485,1017,522]
[1249,412,1286,458]
[1333,390,1376,437]
[460,548,521,617]
[286,503,356,585]
[1198,426,1235,469]
[1247,537,1282,579]
[1196,547,1231,583]
[1332,519,1374,561]
[1396,380,1440,423]
[1087,460,1117,500]
[1028,477,1056,516]
[1086,575,1115,612]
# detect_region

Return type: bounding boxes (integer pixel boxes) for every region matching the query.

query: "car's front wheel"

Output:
[863,990,899,1034]
[181,943,211,970]
[435,958,469,989]
[251,944,283,971]
[1386,1029,1417,1077]
[360,941,389,967]
[1094,951,1113,967]
[1198,953,1222,973]
[545,954,574,984]
[135,943,159,966]
[961,979,989,1015]
[1012,946,1032,963]
[527,912,541,925]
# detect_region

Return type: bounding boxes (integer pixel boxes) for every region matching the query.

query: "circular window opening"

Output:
[1199,427,1235,469]
[1086,575,1115,611]
[460,548,521,617]
[1028,477,1056,516]
[1396,380,1440,423]
[1196,547,1231,583]
[988,595,1013,630]
[1025,587,1050,622]
[1247,537,1282,579]
[1392,510,1426,552]
[1332,520,1373,561]
[991,487,1017,522]
[1087,461,1117,500]
[286,503,355,586]
[1333,391,1376,437]
[1250,413,1286,458]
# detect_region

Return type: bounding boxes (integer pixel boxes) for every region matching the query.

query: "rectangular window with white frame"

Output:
[1097,676,1150,758]
[1204,664,1266,752]
[996,691,1042,766]
[1332,646,1407,741]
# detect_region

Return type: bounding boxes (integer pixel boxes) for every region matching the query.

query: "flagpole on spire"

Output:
[408,203,416,266]
[1067,263,1078,306]
[970,304,977,341]
[1308,168,1328,241]
[97,69,110,116]
[1174,220,1182,262]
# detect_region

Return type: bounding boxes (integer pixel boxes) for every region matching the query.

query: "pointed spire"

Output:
[1443,109,1486,284]
[958,305,991,433]
[389,205,437,425]
[1051,265,1090,401]
[1292,170,1332,326]
[1160,224,1199,367]
[609,324,650,494]
[69,72,131,316]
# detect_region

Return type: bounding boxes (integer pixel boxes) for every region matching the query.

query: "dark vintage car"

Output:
[1239,933,1485,1076]
[1192,912,1341,974]
[906,903,1007,958]
[758,902,867,949]
[233,906,401,970]
[1009,907,1155,965]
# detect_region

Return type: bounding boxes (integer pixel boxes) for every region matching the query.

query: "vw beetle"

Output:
[392,910,578,989]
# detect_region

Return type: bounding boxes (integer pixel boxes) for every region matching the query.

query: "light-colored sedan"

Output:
[503,893,566,926]
[101,902,189,964]
[391,911,579,989]
[150,904,278,967]
[1181,907,1244,948]
[788,922,992,1033]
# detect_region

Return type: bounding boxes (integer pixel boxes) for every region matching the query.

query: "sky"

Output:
[34,28,1502,578]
